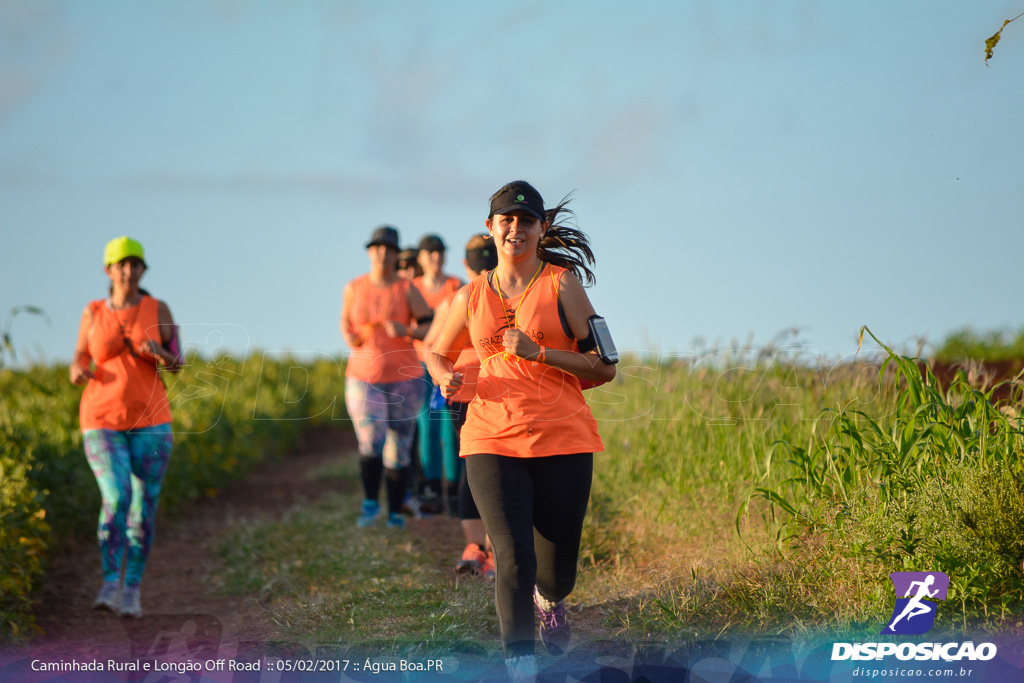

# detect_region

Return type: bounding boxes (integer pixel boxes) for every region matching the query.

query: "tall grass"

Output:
[579,328,1024,639]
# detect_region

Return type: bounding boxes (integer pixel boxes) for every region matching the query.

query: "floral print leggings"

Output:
[83,423,173,587]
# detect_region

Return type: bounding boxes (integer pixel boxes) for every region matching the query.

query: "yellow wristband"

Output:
[536,346,547,364]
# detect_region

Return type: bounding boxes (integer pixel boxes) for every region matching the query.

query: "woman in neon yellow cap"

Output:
[69,236,182,618]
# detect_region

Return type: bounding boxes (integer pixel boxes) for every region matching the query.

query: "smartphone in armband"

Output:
[588,315,618,364]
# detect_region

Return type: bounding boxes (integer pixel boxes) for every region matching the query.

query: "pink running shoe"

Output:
[480,551,496,582]
[456,543,486,574]
[534,586,570,655]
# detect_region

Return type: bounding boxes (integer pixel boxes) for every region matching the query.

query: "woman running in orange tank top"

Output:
[70,236,182,619]
[423,233,498,580]
[410,233,464,514]
[340,225,433,530]
[427,181,617,680]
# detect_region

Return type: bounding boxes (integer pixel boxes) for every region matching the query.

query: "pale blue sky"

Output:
[3,1,1022,366]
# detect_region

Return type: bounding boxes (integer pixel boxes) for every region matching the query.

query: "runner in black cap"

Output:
[411,233,464,514]
[428,181,617,682]
[341,225,433,530]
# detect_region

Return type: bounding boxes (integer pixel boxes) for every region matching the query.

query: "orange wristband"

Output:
[536,346,547,364]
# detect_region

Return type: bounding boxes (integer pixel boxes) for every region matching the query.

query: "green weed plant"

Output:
[742,327,1024,633]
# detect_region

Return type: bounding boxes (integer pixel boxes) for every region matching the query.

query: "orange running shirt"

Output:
[413,275,462,364]
[450,345,480,404]
[413,274,463,309]
[79,295,173,431]
[429,287,480,404]
[344,275,422,384]
[459,264,604,458]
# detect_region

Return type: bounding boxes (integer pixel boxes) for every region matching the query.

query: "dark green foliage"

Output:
[0,353,347,642]
[935,326,1024,363]
[0,422,51,639]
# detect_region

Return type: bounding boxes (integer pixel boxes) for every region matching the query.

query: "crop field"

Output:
[2,328,1023,649]
[0,352,345,639]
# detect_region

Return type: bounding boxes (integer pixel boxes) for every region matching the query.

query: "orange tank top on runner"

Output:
[345,275,422,384]
[459,264,604,458]
[413,274,463,309]
[413,275,463,364]
[429,286,479,403]
[80,295,173,431]
[450,343,480,404]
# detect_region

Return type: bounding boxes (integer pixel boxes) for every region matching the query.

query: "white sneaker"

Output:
[120,585,143,618]
[505,655,536,683]
[92,581,121,612]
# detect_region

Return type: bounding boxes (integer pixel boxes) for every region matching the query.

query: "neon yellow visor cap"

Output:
[104,236,146,266]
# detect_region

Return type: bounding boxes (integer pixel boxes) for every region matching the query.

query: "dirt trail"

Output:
[6,428,359,661]
[5,427,615,666]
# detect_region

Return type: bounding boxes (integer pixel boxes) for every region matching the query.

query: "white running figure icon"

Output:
[888,574,939,631]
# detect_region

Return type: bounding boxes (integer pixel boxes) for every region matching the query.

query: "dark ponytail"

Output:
[539,194,596,287]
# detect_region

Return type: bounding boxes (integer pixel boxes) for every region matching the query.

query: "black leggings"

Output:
[448,401,480,520]
[465,452,593,658]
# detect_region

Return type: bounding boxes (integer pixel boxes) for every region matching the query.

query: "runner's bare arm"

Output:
[405,284,433,341]
[339,282,366,348]
[69,305,95,385]
[422,297,451,349]
[147,300,182,372]
[427,286,471,397]
[383,284,431,340]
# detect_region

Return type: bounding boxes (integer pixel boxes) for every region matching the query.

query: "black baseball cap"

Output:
[366,225,400,250]
[397,247,418,268]
[418,234,446,252]
[488,180,545,221]
[466,240,498,272]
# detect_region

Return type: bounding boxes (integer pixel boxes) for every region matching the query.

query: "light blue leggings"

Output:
[83,424,173,587]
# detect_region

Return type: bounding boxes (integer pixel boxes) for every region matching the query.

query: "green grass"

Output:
[217,491,497,655]
[208,342,920,646]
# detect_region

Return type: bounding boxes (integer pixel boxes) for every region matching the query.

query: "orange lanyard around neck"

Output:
[483,262,545,365]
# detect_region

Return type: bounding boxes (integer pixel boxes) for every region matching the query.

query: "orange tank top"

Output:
[459,264,604,458]
[413,274,463,309]
[344,275,422,384]
[413,275,463,364]
[79,295,173,431]
[428,286,480,404]
[450,345,480,404]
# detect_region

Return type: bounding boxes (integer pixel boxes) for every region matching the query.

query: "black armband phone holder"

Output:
[585,315,618,364]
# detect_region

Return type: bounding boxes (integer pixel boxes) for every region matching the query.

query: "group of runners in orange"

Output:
[71,180,616,682]
[341,180,617,680]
